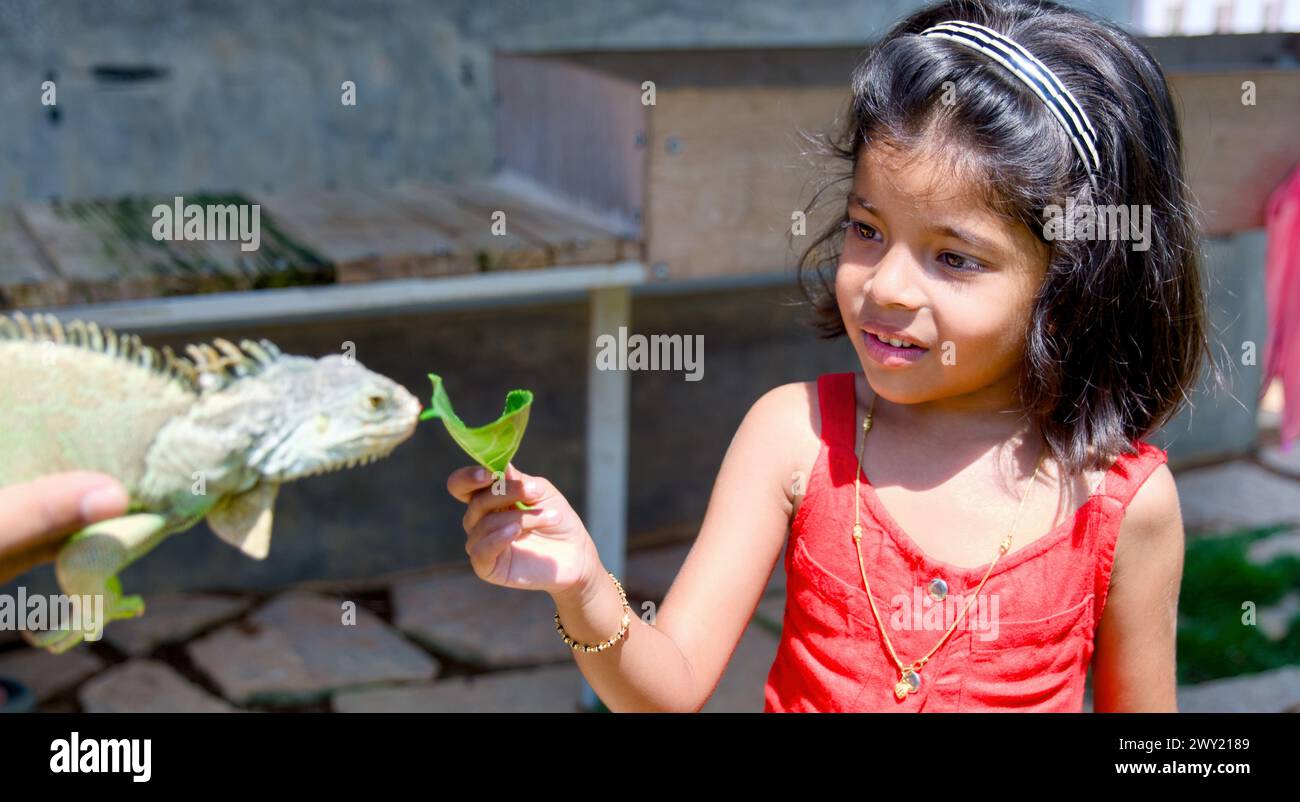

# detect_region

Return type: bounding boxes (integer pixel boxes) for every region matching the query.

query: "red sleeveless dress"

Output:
[763,372,1170,712]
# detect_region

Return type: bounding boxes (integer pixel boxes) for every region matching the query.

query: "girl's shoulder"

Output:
[754,379,824,453]
[752,379,823,434]
[1111,439,1177,523]
[1084,438,1170,492]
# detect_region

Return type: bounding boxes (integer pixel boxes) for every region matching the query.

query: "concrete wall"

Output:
[1150,230,1271,465]
[0,0,1128,203]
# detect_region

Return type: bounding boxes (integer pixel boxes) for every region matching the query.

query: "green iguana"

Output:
[0,311,421,653]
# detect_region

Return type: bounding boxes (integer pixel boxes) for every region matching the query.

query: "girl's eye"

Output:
[841,220,984,273]
[939,251,984,273]
[845,220,880,243]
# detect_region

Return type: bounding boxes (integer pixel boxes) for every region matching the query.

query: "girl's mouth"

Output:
[862,330,929,367]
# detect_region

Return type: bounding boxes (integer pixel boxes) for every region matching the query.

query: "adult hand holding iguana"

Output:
[0,471,129,584]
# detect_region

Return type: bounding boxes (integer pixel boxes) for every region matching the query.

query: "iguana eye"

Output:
[367,395,385,410]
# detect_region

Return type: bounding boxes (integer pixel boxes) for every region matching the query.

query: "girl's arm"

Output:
[1090,464,1185,712]
[551,383,805,712]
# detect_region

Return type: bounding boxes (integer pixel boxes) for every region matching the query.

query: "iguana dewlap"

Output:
[0,311,421,652]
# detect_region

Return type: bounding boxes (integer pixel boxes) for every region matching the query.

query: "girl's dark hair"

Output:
[794,0,1222,476]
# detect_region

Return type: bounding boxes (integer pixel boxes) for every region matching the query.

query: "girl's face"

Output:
[837,141,1051,415]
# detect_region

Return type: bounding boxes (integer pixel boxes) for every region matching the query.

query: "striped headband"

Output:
[920,19,1101,189]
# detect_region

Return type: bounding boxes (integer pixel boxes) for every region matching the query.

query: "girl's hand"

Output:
[446,462,599,597]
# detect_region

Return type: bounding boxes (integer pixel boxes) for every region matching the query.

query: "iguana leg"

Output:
[24,513,168,653]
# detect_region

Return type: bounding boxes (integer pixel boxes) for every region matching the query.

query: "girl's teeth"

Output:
[875,333,916,349]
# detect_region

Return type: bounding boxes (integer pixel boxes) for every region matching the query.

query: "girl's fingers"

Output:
[446,465,493,504]
[464,505,556,560]
[466,520,524,572]
[461,471,546,532]
[446,462,528,505]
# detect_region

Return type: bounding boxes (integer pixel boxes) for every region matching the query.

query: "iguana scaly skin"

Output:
[0,311,421,652]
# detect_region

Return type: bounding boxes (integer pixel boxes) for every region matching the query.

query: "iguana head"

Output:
[247,353,422,481]
[141,338,422,558]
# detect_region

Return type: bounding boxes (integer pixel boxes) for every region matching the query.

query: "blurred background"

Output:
[0,0,1297,713]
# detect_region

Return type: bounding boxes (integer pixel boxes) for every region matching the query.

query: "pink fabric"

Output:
[763,372,1170,712]
[1262,165,1300,452]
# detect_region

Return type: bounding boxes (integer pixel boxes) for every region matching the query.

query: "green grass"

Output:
[1177,523,1300,685]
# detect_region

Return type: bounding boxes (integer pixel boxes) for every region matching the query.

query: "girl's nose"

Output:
[864,246,923,309]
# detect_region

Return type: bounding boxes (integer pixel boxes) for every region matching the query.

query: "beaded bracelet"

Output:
[554,570,632,653]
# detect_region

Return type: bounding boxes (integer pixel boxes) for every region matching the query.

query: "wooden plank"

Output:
[0,206,67,308]
[449,178,627,266]
[18,200,164,302]
[140,195,335,290]
[642,71,1299,280]
[383,182,552,272]
[1168,69,1300,235]
[8,180,638,301]
[485,167,642,241]
[17,196,333,303]
[646,85,846,280]
[72,199,253,298]
[252,188,468,283]
[495,55,645,226]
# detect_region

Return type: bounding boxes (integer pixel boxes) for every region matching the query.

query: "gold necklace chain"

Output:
[851,389,1045,701]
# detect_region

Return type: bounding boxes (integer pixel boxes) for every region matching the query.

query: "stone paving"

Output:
[1176,461,1300,535]
[0,645,104,705]
[391,571,573,667]
[334,664,584,713]
[1177,666,1300,713]
[187,592,438,706]
[105,593,250,657]
[80,660,238,714]
[1,444,1298,713]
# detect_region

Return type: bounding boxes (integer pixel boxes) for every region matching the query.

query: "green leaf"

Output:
[421,374,536,510]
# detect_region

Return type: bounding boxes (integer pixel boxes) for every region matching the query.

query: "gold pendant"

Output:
[894,669,921,699]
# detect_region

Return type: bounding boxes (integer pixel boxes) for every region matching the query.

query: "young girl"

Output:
[447,0,1215,712]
